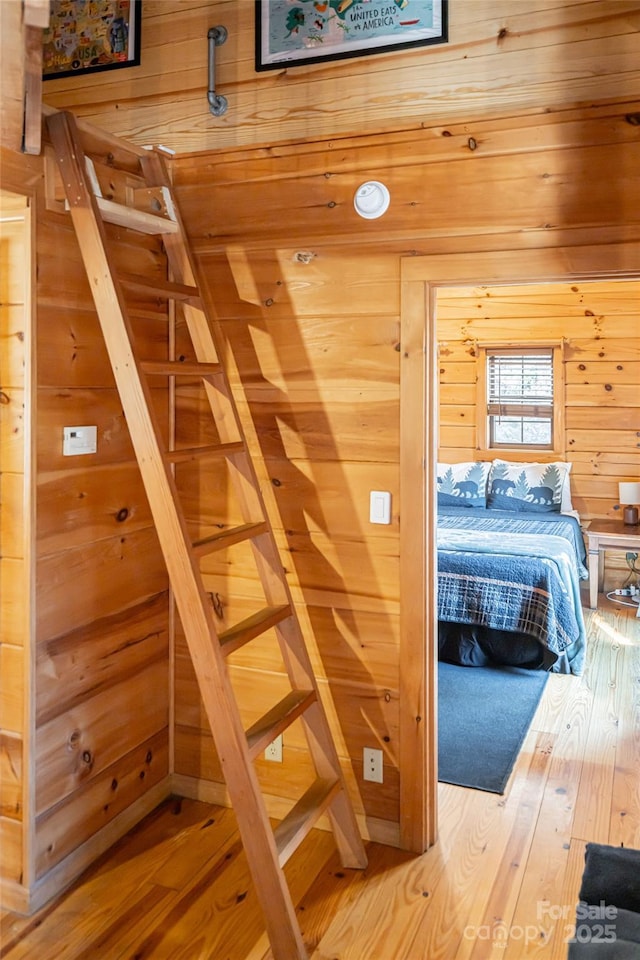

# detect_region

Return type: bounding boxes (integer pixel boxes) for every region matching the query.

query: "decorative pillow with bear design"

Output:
[437,462,491,509]
[486,459,572,513]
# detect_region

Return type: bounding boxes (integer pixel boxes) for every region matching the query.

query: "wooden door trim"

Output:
[398,240,640,853]
[0,180,37,898]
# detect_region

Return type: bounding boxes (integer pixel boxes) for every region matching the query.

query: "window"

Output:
[477,345,563,452]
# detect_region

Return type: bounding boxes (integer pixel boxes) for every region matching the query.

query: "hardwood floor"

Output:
[1,596,638,959]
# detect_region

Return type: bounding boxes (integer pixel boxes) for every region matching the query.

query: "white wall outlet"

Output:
[265,734,283,762]
[363,747,383,783]
[369,490,391,524]
[63,425,97,456]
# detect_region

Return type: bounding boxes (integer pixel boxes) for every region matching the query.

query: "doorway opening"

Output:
[398,247,640,853]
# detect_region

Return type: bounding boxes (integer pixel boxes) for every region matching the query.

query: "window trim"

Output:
[476,341,565,456]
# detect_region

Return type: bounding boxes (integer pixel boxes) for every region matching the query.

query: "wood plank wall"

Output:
[171,100,640,838]
[0,146,173,911]
[32,161,172,890]
[436,281,640,521]
[172,247,402,834]
[40,0,640,153]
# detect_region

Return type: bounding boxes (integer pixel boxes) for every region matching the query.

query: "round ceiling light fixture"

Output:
[353,180,390,220]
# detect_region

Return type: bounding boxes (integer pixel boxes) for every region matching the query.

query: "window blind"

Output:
[487,349,554,417]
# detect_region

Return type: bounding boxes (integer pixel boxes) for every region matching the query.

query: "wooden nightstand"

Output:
[585,518,640,608]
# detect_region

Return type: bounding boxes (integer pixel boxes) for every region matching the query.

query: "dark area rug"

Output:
[438,660,549,794]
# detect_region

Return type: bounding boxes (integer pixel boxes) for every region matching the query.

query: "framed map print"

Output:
[255,0,447,71]
[43,0,142,80]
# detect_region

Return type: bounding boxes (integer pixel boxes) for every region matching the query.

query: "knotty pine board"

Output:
[36,462,155,555]
[35,592,169,727]
[35,658,169,816]
[34,731,170,877]
[36,527,168,641]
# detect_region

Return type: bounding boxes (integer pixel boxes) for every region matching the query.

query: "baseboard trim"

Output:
[171,773,400,848]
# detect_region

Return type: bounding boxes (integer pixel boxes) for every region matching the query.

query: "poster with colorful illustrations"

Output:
[256,0,447,70]
[43,0,141,79]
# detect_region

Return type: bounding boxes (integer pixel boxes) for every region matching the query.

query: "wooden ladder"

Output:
[46,110,367,960]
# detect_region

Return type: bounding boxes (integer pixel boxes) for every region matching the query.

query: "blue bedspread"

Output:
[437,507,588,579]
[437,508,587,674]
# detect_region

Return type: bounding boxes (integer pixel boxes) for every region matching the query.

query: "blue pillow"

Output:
[437,462,490,509]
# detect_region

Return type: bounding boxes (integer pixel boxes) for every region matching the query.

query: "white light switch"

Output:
[63,426,97,456]
[369,490,391,524]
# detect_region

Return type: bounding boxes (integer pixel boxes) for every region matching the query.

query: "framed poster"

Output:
[43,0,141,80]
[255,0,447,71]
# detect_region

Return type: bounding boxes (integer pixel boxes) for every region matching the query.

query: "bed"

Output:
[436,460,589,675]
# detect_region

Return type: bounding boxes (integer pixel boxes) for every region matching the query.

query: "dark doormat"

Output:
[438,660,549,794]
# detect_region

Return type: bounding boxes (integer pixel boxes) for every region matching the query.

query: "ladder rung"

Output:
[219,604,293,658]
[167,441,245,464]
[96,196,179,235]
[246,690,317,761]
[120,272,203,307]
[140,360,222,377]
[192,521,269,557]
[274,778,342,867]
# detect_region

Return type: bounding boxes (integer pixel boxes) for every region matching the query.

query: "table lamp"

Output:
[618,481,640,526]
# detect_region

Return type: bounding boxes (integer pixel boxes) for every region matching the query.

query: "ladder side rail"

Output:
[47,111,312,959]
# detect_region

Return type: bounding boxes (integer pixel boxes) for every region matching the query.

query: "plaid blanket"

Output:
[437,509,587,674]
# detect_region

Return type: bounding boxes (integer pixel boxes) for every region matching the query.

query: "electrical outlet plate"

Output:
[363,747,383,783]
[265,734,283,762]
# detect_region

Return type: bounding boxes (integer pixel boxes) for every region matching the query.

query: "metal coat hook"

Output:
[208,26,228,117]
